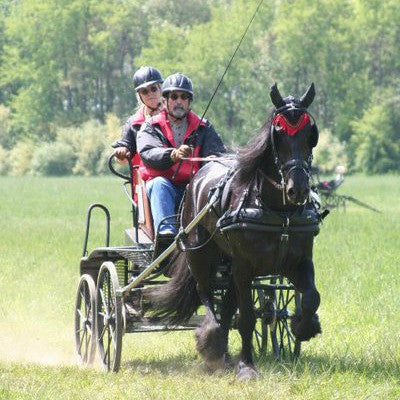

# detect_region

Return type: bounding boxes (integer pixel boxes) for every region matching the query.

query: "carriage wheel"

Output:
[252,288,272,355]
[323,193,341,210]
[96,262,123,372]
[270,278,301,361]
[75,274,97,365]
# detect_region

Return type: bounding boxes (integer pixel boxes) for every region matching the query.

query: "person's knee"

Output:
[147,176,172,196]
[152,176,172,189]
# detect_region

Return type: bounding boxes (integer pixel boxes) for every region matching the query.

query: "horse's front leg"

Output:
[290,257,322,341]
[233,264,259,380]
[218,277,237,366]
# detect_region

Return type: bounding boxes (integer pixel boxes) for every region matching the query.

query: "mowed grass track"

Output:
[0,175,399,400]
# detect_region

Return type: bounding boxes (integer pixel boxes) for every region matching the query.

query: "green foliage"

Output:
[0,104,12,148]
[271,0,370,140]
[0,0,148,137]
[7,139,35,176]
[313,129,348,173]
[96,113,123,174]
[54,116,115,176]
[2,113,122,177]
[351,97,400,173]
[0,1,6,104]
[0,144,8,174]
[1,0,400,173]
[143,0,213,28]
[71,119,110,176]
[30,142,76,176]
[138,0,274,145]
[65,114,121,176]
[136,23,188,77]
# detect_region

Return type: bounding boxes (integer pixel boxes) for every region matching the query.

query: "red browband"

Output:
[273,113,310,136]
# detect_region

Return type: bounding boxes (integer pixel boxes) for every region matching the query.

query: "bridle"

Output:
[267,105,316,205]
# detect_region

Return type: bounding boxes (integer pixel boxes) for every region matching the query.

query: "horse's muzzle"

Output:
[286,170,310,205]
[286,185,310,205]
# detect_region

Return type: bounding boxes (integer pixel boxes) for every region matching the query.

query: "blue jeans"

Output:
[146,177,185,235]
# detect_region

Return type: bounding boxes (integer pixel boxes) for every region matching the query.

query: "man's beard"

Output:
[170,105,187,119]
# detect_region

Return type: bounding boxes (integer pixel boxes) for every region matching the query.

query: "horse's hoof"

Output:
[291,313,322,341]
[235,361,260,381]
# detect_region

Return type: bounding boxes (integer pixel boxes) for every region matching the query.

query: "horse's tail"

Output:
[144,250,200,326]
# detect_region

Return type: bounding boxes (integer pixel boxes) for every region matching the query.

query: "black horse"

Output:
[147,83,322,379]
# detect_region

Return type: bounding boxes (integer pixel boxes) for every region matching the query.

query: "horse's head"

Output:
[269,83,319,205]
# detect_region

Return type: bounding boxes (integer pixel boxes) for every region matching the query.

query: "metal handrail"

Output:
[82,204,111,257]
[108,154,134,181]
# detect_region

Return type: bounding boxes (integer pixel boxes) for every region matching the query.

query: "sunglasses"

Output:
[169,92,191,101]
[139,85,159,95]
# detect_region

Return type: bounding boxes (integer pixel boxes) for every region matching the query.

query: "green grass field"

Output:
[0,175,399,399]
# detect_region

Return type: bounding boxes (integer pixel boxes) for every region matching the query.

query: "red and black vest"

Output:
[130,108,146,167]
[139,110,206,184]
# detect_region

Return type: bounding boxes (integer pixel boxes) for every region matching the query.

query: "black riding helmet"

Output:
[162,73,193,99]
[133,66,163,91]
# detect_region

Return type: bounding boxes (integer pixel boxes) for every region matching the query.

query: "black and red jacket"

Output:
[111,107,146,166]
[137,110,225,184]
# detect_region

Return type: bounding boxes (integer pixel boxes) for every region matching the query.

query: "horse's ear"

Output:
[309,123,319,148]
[270,83,285,108]
[300,82,315,108]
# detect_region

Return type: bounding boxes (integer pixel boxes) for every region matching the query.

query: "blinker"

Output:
[273,113,310,136]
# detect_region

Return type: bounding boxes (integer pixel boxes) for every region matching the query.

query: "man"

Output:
[137,73,226,235]
[112,66,164,163]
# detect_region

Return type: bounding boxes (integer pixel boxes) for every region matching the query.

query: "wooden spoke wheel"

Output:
[96,262,123,372]
[74,274,97,365]
[270,277,301,361]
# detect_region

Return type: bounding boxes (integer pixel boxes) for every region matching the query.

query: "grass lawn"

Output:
[0,175,399,399]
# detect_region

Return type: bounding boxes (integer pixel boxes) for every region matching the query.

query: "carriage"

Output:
[312,165,380,213]
[75,155,302,372]
[74,83,325,376]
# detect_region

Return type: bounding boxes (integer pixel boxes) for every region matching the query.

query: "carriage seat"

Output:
[129,160,179,246]
[316,175,344,193]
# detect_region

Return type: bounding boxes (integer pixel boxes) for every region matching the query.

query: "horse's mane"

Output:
[236,111,274,184]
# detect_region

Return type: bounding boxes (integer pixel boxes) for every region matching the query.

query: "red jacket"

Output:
[111,107,146,168]
[137,110,225,184]
[129,108,145,167]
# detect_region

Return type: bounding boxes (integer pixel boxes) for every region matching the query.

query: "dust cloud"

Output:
[0,325,77,367]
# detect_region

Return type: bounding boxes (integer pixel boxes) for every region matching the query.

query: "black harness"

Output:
[209,125,327,273]
[215,180,325,274]
[217,206,321,235]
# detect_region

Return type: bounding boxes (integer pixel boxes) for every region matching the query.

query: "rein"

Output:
[172,0,264,181]
[181,156,233,162]
[257,168,284,191]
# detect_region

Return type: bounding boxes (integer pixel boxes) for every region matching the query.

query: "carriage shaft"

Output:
[117,200,216,296]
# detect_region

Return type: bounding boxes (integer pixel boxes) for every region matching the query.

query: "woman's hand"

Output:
[113,147,131,161]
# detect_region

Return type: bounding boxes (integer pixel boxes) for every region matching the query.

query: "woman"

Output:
[112,66,164,162]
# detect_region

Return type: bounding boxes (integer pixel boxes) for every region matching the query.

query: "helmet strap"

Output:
[139,91,162,113]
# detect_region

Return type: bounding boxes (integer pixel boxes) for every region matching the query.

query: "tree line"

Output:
[0,0,399,175]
